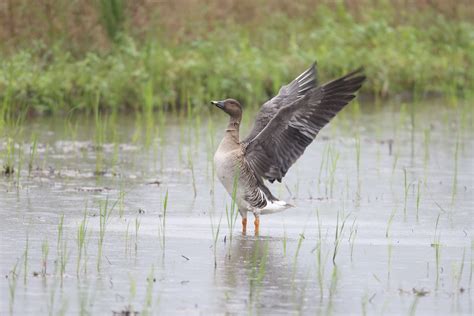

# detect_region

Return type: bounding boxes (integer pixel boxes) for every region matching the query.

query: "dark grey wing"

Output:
[244,68,366,183]
[243,63,318,143]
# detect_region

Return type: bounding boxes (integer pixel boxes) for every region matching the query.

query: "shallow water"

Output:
[1,100,473,315]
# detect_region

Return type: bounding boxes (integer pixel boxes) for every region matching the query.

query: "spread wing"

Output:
[243,63,318,143]
[244,68,366,183]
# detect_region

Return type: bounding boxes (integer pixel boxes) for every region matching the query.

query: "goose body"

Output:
[212,62,365,234]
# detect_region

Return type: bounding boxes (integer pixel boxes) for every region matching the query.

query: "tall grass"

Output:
[0,3,472,115]
[97,0,126,43]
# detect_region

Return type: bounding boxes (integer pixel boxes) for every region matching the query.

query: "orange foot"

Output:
[242,218,247,235]
[254,217,260,236]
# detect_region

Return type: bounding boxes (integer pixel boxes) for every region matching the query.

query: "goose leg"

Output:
[242,217,247,235]
[239,209,248,235]
[254,216,260,236]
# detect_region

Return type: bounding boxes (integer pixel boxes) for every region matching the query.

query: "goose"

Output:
[212,62,365,235]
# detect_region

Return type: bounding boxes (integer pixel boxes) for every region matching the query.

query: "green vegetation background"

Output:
[0,0,472,115]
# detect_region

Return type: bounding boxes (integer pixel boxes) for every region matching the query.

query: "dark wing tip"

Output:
[344,67,366,82]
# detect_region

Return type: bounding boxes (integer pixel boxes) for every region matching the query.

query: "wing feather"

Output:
[244,68,366,182]
[243,63,318,143]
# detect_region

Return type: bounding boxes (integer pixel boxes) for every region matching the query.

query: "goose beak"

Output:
[211,100,224,109]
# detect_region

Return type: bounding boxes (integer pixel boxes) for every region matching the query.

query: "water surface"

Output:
[1,100,472,315]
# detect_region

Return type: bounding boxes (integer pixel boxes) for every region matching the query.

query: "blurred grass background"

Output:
[0,0,473,115]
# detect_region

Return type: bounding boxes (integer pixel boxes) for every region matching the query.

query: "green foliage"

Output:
[0,5,472,115]
[98,0,127,43]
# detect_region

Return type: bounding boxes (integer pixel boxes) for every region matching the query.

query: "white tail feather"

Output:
[260,199,293,215]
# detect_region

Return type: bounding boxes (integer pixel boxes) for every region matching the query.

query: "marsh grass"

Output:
[317,144,329,190]
[118,187,126,218]
[56,214,64,253]
[453,248,466,292]
[76,209,89,276]
[3,137,16,176]
[391,104,407,176]
[157,189,169,253]
[142,80,156,148]
[408,296,420,316]
[129,273,137,308]
[328,147,340,198]
[423,127,431,176]
[403,168,410,221]
[124,222,131,257]
[226,172,240,245]
[332,210,349,265]
[387,240,393,284]
[23,232,29,285]
[355,133,361,185]
[15,144,23,188]
[97,197,117,272]
[386,207,397,238]
[1,101,26,177]
[210,212,223,268]
[416,180,422,222]
[348,217,358,262]
[8,258,21,314]
[206,118,216,195]
[134,215,141,256]
[432,214,442,290]
[93,92,106,176]
[28,134,38,176]
[59,235,69,285]
[187,148,197,199]
[292,233,305,282]
[326,265,339,314]
[451,135,459,206]
[315,208,328,297]
[41,238,49,277]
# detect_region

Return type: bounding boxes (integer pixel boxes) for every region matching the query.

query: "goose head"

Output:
[211,99,242,119]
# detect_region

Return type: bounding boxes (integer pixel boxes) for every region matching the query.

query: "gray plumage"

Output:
[212,62,365,233]
[243,66,365,183]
